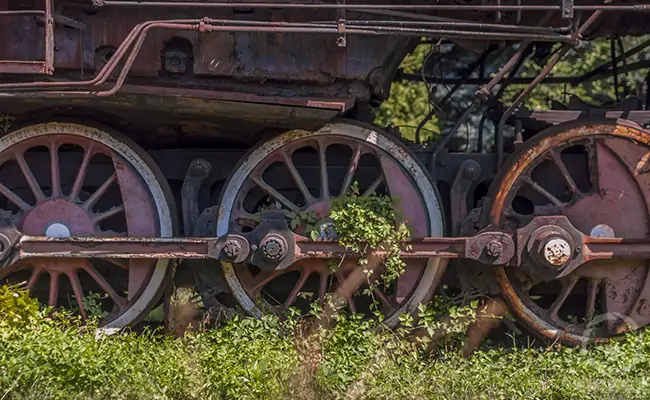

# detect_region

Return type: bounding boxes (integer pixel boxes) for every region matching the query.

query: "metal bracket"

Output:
[561,0,574,19]
[336,0,347,47]
[38,11,86,31]
[450,160,482,236]
[181,159,211,235]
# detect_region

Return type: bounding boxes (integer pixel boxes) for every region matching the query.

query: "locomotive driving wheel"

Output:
[489,119,650,345]
[0,122,175,329]
[216,121,445,327]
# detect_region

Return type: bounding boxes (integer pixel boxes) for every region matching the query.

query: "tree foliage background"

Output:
[374,36,650,145]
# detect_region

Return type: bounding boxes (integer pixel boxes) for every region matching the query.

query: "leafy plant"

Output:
[329,181,411,288]
[82,291,109,320]
[0,283,39,329]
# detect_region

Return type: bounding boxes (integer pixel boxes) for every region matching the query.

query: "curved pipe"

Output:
[0,19,198,90]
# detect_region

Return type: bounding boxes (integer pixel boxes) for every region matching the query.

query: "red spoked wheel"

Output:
[489,120,650,345]
[0,122,175,329]
[216,121,446,327]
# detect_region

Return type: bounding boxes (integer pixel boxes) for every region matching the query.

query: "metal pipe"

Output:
[312,19,572,34]
[429,102,478,176]
[348,8,463,23]
[98,1,650,12]
[0,19,200,89]
[611,38,620,102]
[495,45,571,166]
[0,17,573,95]
[44,0,54,75]
[402,73,581,85]
[415,48,493,143]
[493,6,599,167]
[476,43,530,99]
[0,10,45,16]
[475,10,556,99]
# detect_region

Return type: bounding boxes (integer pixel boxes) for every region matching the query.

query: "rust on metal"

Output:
[0,0,54,75]
[489,120,650,345]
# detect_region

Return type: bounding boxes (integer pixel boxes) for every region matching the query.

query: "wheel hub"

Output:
[22,199,95,237]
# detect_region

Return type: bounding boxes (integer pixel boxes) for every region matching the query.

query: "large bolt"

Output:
[259,234,287,263]
[485,241,503,259]
[542,238,572,266]
[223,240,242,259]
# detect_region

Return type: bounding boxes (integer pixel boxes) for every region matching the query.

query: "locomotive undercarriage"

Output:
[3,0,650,347]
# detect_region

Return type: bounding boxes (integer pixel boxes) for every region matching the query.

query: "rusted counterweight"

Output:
[1,211,650,278]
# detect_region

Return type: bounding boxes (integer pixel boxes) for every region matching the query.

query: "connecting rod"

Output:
[0,213,649,278]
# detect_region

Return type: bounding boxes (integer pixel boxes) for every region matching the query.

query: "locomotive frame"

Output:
[2,0,650,347]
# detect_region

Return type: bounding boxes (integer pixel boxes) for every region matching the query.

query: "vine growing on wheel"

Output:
[329,181,411,289]
[287,181,411,290]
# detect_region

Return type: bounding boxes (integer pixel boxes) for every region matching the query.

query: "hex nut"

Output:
[485,241,503,258]
[260,235,287,262]
[541,237,572,266]
[223,240,242,259]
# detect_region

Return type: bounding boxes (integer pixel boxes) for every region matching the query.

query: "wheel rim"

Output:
[489,120,650,344]
[217,122,445,327]
[0,122,174,329]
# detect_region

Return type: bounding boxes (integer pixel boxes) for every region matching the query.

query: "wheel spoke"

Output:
[336,272,357,314]
[503,206,529,221]
[341,144,362,195]
[67,270,88,320]
[373,288,396,311]
[252,270,281,294]
[0,183,31,211]
[48,272,60,307]
[548,276,579,322]
[281,150,315,205]
[84,172,117,210]
[251,176,301,212]
[70,145,94,200]
[84,262,127,309]
[522,176,564,207]
[549,149,580,197]
[106,258,129,270]
[317,140,330,200]
[586,139,600,193]
[26,267,42,291]
[93,205,125,224]
[15,151,45,202]
[50,141,61,197]
[284,269,311,308]
[234,208,259,229]
[362,175,384,197]
[586,278,600,321]
[319,272,328,304]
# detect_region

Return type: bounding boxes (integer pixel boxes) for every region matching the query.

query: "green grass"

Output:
[2,285,650,400]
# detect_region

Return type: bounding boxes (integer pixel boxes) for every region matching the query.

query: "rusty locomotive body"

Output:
[2,0,650,346]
